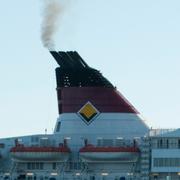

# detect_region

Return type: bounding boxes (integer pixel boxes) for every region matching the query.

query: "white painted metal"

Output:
[11,152,70,162]
[79,151,139,162]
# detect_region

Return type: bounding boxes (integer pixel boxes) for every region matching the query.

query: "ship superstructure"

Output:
[0,51,179,180]
[51,51,148,142]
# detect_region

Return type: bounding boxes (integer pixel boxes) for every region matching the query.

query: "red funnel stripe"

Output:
[79,145,140,153]
[57,87,138,114]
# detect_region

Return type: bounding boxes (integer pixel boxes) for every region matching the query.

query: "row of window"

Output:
[27,163,44,170]
[68,162,84,170]
[4,176,56,180]
[153,158,180,167]
[152,138,180,149]
[27,163,57,170]
[27,162,87,171]
[97,139,137,147]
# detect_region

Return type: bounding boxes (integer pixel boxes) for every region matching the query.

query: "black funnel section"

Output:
[50,51,89,69]
[50,51,114,88]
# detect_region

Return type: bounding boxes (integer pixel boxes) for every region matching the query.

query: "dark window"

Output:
[52,163,57,170]
[40,163,43,169]
[4,177,10,180]
[31,136,39,143]
[0,143,5,148]
[32,163,35,170]
[160,139,162,148]
[167,139,169,148]
[120,177,126,180]
[27,163,31,170]
[36,163,40,169]
[178,139,180,148]
[90,176,95,180]
[56,122,61,132]
[17,175,26,180]
[154,176,158,180]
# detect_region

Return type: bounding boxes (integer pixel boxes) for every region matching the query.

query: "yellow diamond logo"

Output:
[78,102,100,124]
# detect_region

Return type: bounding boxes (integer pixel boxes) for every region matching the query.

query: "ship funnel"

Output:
[51,51,148,141]
[50,51,89,69]
[50,51,114,88]
[50,51,139,115]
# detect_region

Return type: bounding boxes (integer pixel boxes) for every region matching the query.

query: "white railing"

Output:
[148,129,176,137]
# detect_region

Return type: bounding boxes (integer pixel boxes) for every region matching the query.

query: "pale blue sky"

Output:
[0,0,180,138]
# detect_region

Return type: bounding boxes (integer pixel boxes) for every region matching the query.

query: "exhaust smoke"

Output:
[41,0,64,50]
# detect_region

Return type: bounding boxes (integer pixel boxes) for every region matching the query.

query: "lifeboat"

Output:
[79,145,140,162]
[10,145,71,162]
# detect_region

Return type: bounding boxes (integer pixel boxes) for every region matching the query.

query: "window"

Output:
[178,139,180,148]
[27,163,44,170]
[40,163,43,170]
[157,138,170,149]
[52,163,57,170]
[31,136,39,143]
[169,138,178,149]
[90,176,95,180]
[69,162,83,170]
[27,177,33,180]
[56,122,61,132]
[120,177,126,180]
[49,178,56,180]
[103,139,113,146]
[154,158,180,167]
[97,139,114,147]
[0,143,5,148]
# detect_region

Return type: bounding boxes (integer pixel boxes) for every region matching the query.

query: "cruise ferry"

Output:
[0,51,180,180]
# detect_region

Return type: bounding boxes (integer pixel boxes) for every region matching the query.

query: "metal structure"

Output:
[0,51,179,180]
